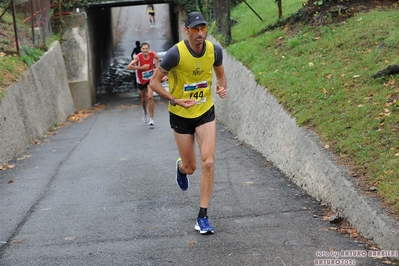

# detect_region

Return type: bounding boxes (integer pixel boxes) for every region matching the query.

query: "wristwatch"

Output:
[170,99,176,106]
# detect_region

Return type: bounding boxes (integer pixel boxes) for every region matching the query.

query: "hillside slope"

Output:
[227,0,399,217]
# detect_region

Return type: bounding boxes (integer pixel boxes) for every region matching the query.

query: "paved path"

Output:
[0,93,388,265]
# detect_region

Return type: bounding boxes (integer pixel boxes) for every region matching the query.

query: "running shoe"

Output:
[142,111,148,123]
[149,118,154,127]
[176,158,189,191]
[195,216,214,234]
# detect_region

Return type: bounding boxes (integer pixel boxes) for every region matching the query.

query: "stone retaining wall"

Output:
[0,41,75,165]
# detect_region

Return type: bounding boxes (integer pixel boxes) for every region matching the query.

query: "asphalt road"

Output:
[0,5,392,266]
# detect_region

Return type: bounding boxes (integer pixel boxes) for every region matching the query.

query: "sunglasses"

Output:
[188,25,208,33]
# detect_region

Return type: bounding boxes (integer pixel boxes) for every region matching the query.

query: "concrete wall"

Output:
[61,8,118,110]
[0,41,75,165]
[172,5,185,43]
[209,36,399,251]
[112,7,121,47]
[61,13,91,110]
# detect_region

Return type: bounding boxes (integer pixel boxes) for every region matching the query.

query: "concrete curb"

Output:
[210,36,399,251]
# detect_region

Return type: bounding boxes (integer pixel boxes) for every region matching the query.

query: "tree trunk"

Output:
[276,0,282,19]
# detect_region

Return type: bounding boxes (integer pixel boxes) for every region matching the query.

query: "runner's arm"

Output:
[127,57,148,71]
[127,57,138,70]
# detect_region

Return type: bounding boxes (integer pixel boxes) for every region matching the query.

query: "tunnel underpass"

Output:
[81,2,179,98]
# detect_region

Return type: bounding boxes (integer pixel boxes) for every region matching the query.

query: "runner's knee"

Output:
[182,163,196,175]
[202,159,214,172]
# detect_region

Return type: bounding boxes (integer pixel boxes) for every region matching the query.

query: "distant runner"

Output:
[146,4,156,27]
[128,42,160,127]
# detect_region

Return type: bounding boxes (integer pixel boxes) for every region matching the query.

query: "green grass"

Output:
[231,0,305,41]
[227,3,399,212]
[20,46,44,66]
[0,53,27,101]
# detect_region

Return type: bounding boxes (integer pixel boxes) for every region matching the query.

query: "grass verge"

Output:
[226,0,399,213]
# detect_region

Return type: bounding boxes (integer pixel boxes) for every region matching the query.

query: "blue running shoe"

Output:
[176,158,189,191]
[195,216,214,234]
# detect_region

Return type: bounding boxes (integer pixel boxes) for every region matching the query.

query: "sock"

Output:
[198,207,207,218]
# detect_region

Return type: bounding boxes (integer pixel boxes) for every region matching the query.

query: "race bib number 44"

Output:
[184,81,208,103]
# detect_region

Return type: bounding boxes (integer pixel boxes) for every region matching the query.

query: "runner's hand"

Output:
[176,98,196,108]
[216,84,227,99]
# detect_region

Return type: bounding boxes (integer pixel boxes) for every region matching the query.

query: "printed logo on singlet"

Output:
[192,68,204,76]
[192,63,204,76]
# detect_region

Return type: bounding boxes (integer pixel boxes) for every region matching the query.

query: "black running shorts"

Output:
[138,81,149,90]
[169,105,215,135]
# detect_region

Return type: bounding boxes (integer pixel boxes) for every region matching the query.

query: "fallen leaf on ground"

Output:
[12,239,27,243]
[188,241,196,247]
[17,155,32,160]
[67,104,106,123]
[0,164,15,170]
[319,227,338,231]
[119,104,136,109]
